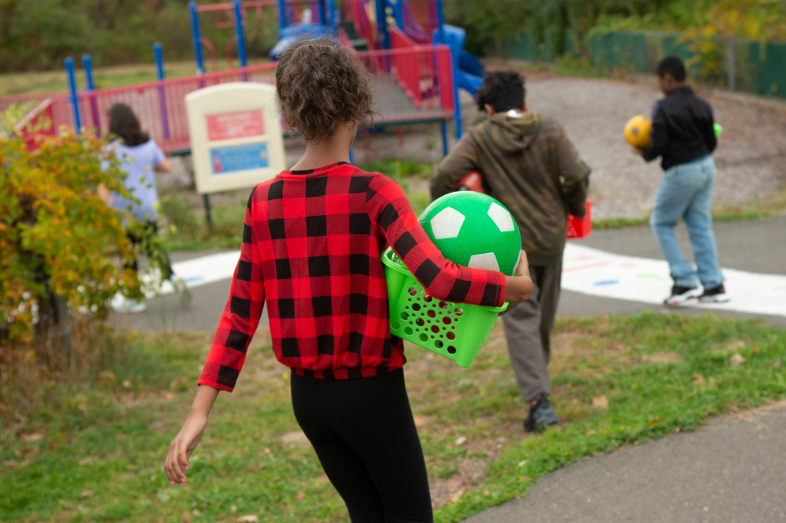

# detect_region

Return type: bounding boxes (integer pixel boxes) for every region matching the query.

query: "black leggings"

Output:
[291,369,433,523]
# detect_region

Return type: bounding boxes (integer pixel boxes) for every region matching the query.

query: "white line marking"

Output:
[563,244,786,317]
[144,246,786,318]
[142,251,240,298]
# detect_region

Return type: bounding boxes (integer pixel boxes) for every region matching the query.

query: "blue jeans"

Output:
[650,156,724,289]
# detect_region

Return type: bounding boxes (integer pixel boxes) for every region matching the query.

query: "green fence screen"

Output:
[493,30,786,100]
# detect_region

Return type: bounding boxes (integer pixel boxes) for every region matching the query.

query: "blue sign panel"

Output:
[210,142,269,174]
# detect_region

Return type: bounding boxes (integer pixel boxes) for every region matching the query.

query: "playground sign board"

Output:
[186,82,284,194]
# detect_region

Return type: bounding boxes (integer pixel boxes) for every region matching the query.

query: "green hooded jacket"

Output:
[430,111,591,266]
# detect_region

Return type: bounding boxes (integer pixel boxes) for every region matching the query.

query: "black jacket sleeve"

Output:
[703,107,717,154]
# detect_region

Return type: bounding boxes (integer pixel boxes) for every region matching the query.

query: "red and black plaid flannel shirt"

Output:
[198,162,507,391]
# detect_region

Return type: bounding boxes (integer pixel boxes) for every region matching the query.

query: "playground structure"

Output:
[5,0,486,157]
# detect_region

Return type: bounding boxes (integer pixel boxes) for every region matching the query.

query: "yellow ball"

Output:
[624,115,652,149]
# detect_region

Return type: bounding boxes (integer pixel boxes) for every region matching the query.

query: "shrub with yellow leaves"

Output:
[1,109,143,343]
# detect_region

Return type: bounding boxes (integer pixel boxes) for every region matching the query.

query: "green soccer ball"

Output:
[418,192,522,275]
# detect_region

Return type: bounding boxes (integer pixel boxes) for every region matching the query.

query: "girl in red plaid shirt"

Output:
[165,38,533,522]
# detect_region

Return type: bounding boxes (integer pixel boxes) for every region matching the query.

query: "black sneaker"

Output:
[523,393,558,433]
[699,283,730,303]
[664,285,701,307]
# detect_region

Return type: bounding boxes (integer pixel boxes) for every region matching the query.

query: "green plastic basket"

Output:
[381,247,506,368]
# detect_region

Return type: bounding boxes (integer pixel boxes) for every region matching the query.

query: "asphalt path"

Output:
[464,401,786,523]
[112,215,786,332]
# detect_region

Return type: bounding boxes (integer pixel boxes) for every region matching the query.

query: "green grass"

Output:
[0,59,271,97]
[2,313,785,522]
[593,188,786,231]
[358,158,434,181]
[158,163,435,252]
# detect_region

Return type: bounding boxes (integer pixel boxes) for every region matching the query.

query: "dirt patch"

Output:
[642,352,682,364]
[710,338,752,354]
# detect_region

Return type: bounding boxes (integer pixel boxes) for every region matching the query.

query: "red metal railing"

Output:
[0,92,67,115]
[356,45,454,124]
[402,0,439,44]
[390,28,425,107]
[14,98,58,151]
[195,1,321,33]
[353,0,376,50]
[12,46,454,154]
[44,63,277,153]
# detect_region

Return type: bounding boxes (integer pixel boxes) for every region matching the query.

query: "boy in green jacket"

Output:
[431,71,591,432]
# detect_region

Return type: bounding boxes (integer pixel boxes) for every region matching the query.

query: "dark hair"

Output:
[108,103,150,146]
[275,38,375,142]
[657,56,686,82]
[476,71,526,113]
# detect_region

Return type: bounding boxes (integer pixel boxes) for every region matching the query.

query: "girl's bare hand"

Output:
[96,183,113,203]
[164,413,207,487]
[501,251,533,315]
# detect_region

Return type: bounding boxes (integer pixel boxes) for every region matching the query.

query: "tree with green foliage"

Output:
[0,0,278,73]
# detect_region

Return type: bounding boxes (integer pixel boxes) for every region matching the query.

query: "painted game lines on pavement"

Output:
[562,244,786,317]
[148,246,786,318]
[142,251,241,298]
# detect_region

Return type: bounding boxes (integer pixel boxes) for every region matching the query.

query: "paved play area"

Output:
[113,214,786,333]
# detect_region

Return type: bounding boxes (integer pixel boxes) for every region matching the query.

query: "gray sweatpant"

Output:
[501,261,562,403]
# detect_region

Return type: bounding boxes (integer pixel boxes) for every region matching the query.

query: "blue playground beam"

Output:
[277,0,287,37]
[433,0,461,141]
[82,54,95,91]
[154,42,171,140]
[375,0,390,49]
[326,0,337,29]
[390,0,403,29]
[189,1,205,75]
[435,0,446,44]
[64,57,82,133]
[82,54,101,134]
[154,42,166,80]
[233,0,248,68]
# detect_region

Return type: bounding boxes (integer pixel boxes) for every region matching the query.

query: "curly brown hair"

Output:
[275,38,376,143]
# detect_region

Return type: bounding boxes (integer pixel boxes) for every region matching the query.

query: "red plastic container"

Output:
[566,201,593,239]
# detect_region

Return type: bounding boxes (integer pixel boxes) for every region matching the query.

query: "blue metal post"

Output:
[317,0,327,25]
[348,147,354,164]
[435,0,446,43]
[391,0,403,30]
[451,50,462,140]
[189,1,204,75]
[82,54,95,91]
[326,0,337,29]
[81,54,101,134]
[433,0,461,139]
[233,0,248,68]
[277,0,287,36]
[375,0,390,49]
[154,42,171,141]
[154,42,165,80]
[65,57,82,133]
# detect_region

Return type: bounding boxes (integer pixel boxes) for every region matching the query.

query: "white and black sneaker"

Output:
[664,285,701,307]
[699,284,730,303]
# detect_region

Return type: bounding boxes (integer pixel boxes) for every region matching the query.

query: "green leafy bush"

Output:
[0,116,141,343]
